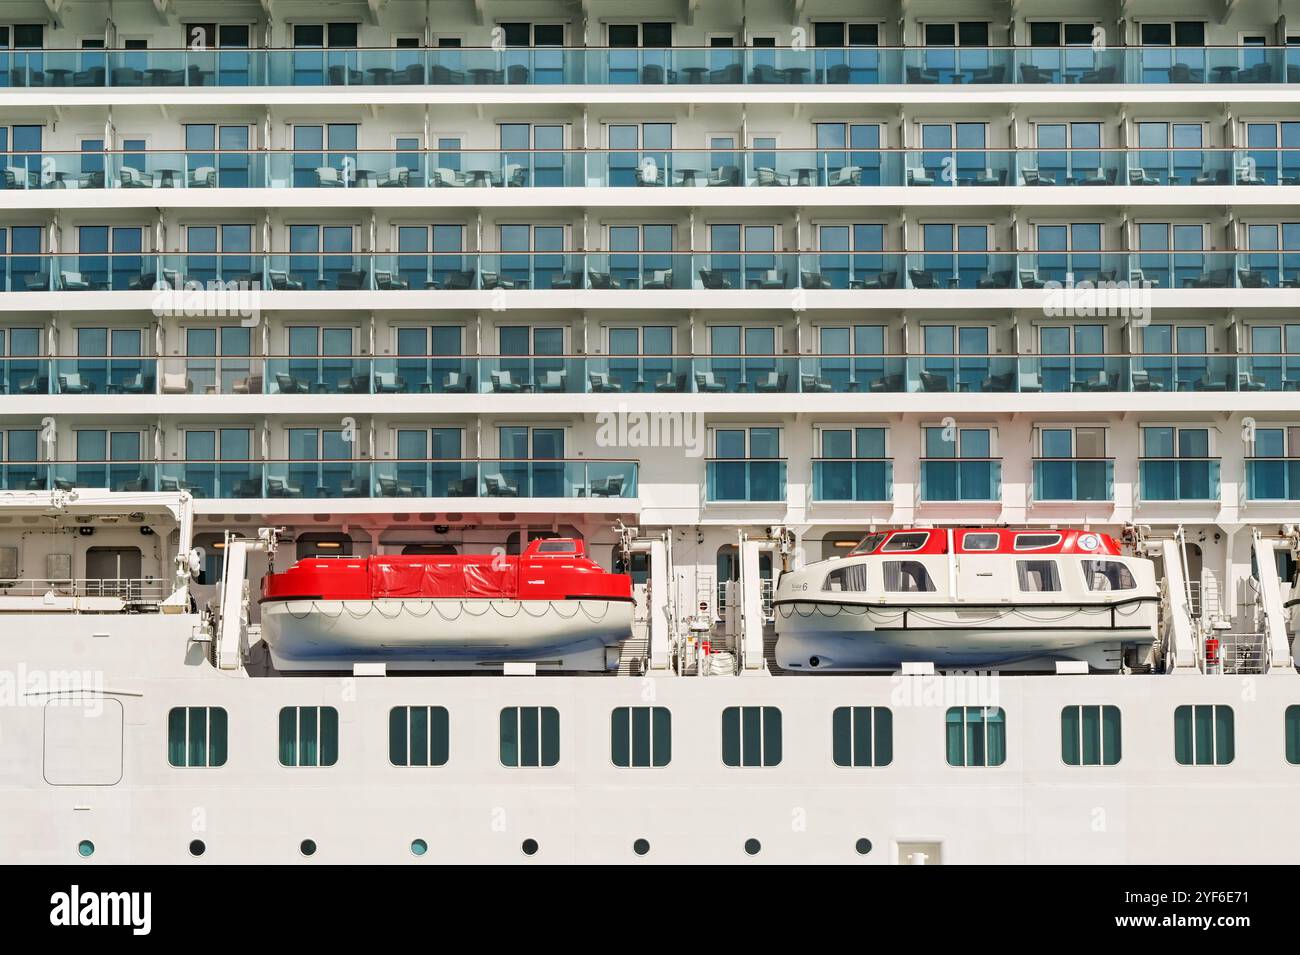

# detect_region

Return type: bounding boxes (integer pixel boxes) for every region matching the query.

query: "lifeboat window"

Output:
[1016,560,1061,592]
[611,706,672,768]
[1082,560,1137,591]
[278,706,339,768]
[500,706,560,768]
[849,533,886,556]
[881,532,930,553]
[722,706,782,767]
[389,706,450,767]
[536,540,577,554]
[823,564,868,593]
[883,561,936,593]
[961,533,1000,551]
[1013,533,1062,551]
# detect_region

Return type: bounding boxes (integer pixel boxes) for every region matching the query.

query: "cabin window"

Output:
[536,540,577,554]
[1013,533,1062,550]
[883,560,936,593]
[1285,706,1300,765]
[167,706,228,767]
[881,532,929,552]
[832,706,893,767]
[946,707,1006,767]
[1083,560,1137,591]
[1061,705,1122,766]
[823,563,868,592]
[278,706,338,767]
[500,706,560,767]
[722,706,782,767]
[1016,560,1061,592]
[961,532,999,550]
[389,706,450,767]
[1174,705,1234,765]
[849,532,886,555]
[611,706,671,767]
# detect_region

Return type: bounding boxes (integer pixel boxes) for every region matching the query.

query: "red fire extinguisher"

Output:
[1205,637,1220,665]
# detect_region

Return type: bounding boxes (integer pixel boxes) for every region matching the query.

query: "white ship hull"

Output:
[260,598,635,669]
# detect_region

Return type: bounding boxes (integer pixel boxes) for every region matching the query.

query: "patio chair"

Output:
[1128,167,1160,186]
[268,270,305,291]
[905,166,936,186]
[589,475,626,498]
[800,271,832,289]
[274,373,311,394]
[907,269,939,289]
[118,166,154,188]
[827,166,862,186]
[441,371,472,393]
[188,166,217,188]
[314,167,345,187]
[694,372,727,393]
[374,167,411,188]
[59,271,93,291]
[377,476,415,497]
[698,269,733,289]
[431,167,467,188]
[374,270,409,290]
[373,372,407,393]
[754,371,788,393]
[919,371,951,392]
[483,473,520,497]
[707,165,741,187]
[58,373,94,394]
[589,372,622,393]
[801,374,834,393]
[265,476,303,498]
[642,269,674,289]
[1022,167,1056,186]
[490,371,524,393]
[537,370,568,393]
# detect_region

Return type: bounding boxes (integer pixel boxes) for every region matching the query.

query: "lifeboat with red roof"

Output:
[773,527,1159,672]
[259,538,633,671]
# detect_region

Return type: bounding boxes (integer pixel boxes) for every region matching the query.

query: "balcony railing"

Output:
[16,354,1300,397]
[705,459,787,502]
[5,148,1298,191]
[1,459,638,499]
[1032,458,1115,502]
[2,46,1298,88]
[919,458,1002,502]
[1138,458,1222,501]
[1245,458,1300,501]
[811,459,893,502]
[4,251,1298,293]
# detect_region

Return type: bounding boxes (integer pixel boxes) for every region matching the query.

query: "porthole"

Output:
[189,839,206,857]
[521,838,539,856]
[855,838,873,856]
[633,838,650,856]
[744,838,761,856]
[410,839,428,857]
[300,839,317,857]
[77,839,95,858]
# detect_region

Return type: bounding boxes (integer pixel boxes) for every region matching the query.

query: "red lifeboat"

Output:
[259,538,634,671]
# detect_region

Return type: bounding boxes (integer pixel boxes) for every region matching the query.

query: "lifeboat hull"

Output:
[261,597,634,670]
[774,602,1157,672]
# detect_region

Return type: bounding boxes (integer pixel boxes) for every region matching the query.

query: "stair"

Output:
[617,618,649,675]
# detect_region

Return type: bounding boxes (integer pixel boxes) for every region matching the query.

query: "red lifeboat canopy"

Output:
[848,527,1124,557]
[261,537,633,603]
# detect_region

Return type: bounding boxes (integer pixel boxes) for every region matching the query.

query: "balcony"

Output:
[6,148,1295,191]
[811,459,892,502]
[3,459,638,500]
[18,354,1300,397]
[5,251,1296,294]
[1032,458,1115,502]
[705,459,787,502]
[919,458,1002,502]
[1138,458,1222,502]
[2,46,1297,88]
[1245,459,1300,501]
